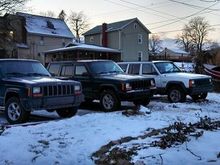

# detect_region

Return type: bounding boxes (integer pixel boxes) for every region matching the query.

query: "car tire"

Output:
[100,90,120,112]
[5,97,30,124]
[168,87,186,103]
[191,93,208,101]
[56,107,78,118]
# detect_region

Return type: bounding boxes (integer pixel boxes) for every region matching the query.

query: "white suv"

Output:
[118,61,213,103]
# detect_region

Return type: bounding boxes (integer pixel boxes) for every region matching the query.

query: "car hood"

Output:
[97,73,151,81]
[162,72,211,79]
[3,76,75,85]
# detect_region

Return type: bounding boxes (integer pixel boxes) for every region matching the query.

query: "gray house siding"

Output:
[85,34,101,46]
[121,20,149,61]
[107,31,119,49]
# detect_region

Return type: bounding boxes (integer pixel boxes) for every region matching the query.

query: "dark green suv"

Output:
[47,60,156,112]
[0,59,84,124]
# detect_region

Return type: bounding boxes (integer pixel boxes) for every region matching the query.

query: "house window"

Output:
[134,23,137,29]
[138,34,143,44]
[40,36,44,45]
[138,51,143,61]
[90,36,94,42]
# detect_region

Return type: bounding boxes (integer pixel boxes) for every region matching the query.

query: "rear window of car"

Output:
[128,64,140,75]
[142,63,157,75]
[61,65,74,77]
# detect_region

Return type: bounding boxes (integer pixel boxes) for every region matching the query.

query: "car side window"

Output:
[75,65,88,76]
[142,64,158,75]
[118,64,128,72]
[128,64,140,75]
[61,65,74,77]
[48,64,60,76]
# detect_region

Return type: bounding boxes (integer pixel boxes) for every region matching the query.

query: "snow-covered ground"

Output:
[0,93,220,164]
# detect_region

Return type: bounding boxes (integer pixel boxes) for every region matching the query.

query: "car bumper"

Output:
[188,85,213,95]
[119,88,156,101]
[21,94,84,111]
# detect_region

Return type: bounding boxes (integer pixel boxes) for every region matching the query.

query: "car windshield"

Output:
[0,61,51,77]
[89,61,124,75]
[154,62,181,74]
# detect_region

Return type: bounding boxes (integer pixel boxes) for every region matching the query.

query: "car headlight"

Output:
[150,79,155,87]
[32,87,43,97]
[74,84,81,95]
[33,87,41,94]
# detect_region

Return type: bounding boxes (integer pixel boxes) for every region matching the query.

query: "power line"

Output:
[151,1,220,30]
[103,0,175,20]
[118,0,187,23]
[169,0,220,11]
[151,23,220,34]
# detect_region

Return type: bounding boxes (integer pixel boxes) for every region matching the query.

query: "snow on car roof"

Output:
[17,12,74,39]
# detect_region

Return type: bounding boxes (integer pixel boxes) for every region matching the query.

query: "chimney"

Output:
[102,23,108,47]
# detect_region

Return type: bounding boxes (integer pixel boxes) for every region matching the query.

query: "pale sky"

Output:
[26,0,220,42]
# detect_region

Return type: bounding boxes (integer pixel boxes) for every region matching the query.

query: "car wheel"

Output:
[100,90,120,112]
[168,87,186,103]
[5,97,30,124]
[191,93,208,101]
[133,97,150,106]
[56,107,78,118]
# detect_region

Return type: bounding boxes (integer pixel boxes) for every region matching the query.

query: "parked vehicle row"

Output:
[0,59,213,124]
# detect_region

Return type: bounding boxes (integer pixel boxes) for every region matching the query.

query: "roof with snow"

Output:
[44,43,120,54]
[158,39,190,56]
[16,12,74,39]
[83,18,150,36]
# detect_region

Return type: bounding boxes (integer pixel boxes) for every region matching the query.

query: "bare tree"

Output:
[149,34,161,55]
[176,27,194,53]
[186,17,212,53]
[68,11,89,42]
[176,17,213,73]
[0,0,28,15]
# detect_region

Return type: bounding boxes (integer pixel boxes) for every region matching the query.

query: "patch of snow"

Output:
[0,93,220,164]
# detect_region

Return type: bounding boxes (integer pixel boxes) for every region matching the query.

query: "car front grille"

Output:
[194,78,211,86]
[130,80,151,90]
[43,84,75,96]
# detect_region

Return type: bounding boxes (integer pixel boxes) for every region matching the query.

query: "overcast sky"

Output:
[26,0,220,42]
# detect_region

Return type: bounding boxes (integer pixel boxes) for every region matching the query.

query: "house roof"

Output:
[83,18,151,36]
[16,12,74,39]
[158,48,190,56]
[44,43,120,54]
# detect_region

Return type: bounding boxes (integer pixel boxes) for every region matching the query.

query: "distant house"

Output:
[150,39,192,62]
[83,18,151,61]
[0,12,74,63]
